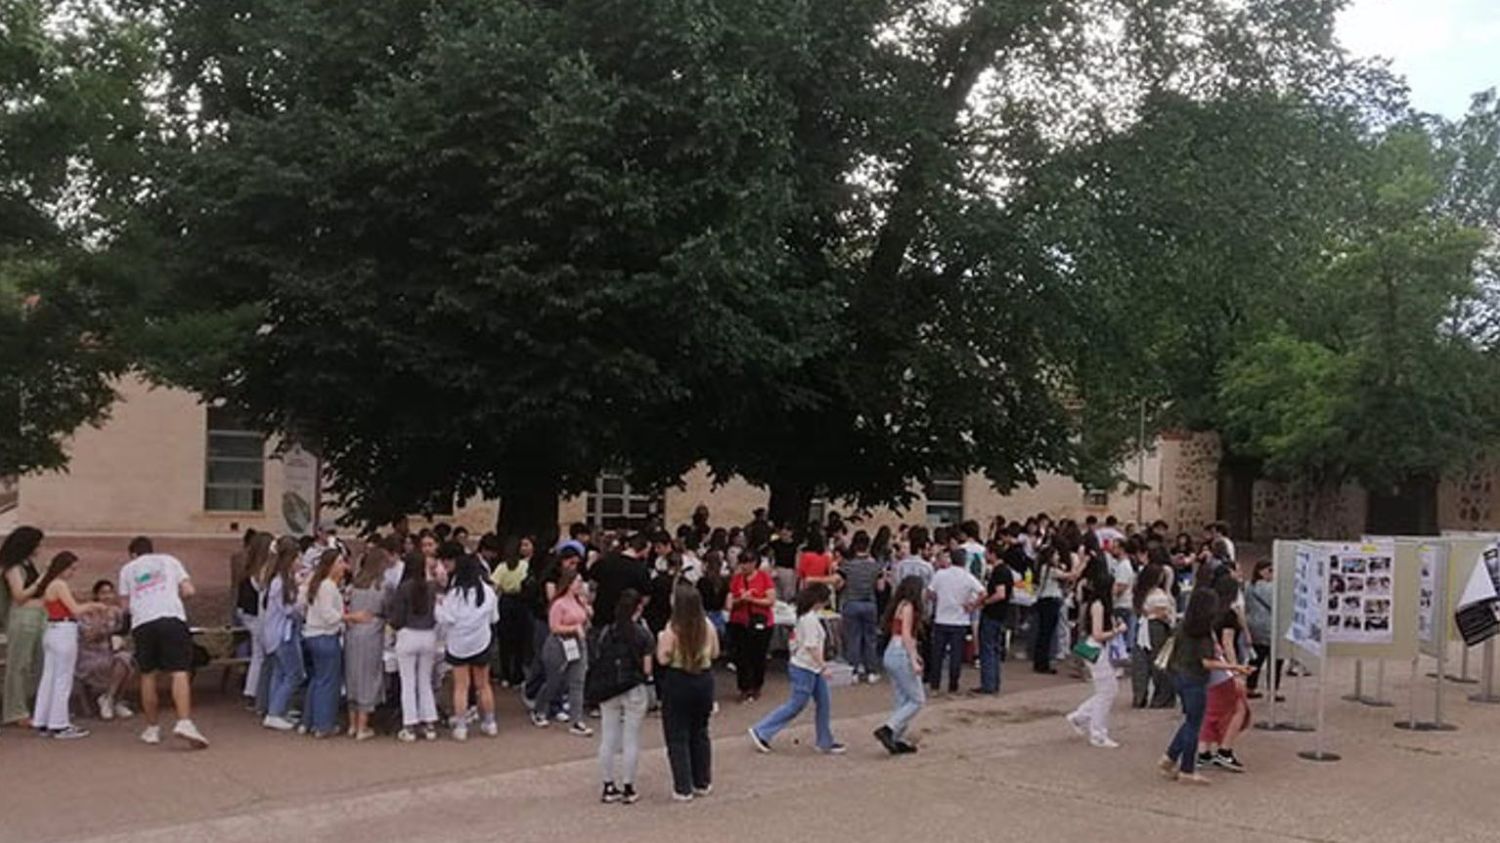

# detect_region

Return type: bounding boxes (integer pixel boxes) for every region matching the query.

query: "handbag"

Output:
[1072,638,1101,664]
[1153,634,1176,672]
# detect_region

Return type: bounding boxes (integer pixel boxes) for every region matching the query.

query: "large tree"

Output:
[0,0,154,476]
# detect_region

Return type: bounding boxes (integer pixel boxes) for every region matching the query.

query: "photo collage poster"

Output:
[1417,543,1447,650]
[1288,543,1326,657]
[1326,543,1395,645]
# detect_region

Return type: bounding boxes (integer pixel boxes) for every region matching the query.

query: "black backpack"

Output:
[585,624,648,706]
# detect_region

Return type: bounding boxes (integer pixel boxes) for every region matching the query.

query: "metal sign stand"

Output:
[1468,640,1500,704]
[1298,653,1341,762]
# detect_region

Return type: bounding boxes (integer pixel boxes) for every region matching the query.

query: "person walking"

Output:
[838,532,883,684]
[437,555,500,740]
[748,583,845,755]
[388,553,440,742]
[344,548,389,740]
[1065,563,1124,748]
[1160,589,1250,784]
[118,537,209,748]
[1,526,47,729]
[875,576,926,754]
[928,548,983,694]
[656,584,719,802]
[32,552,105,739]
[726,552,774,702]
[532,568,593,736]
[300,549,349,739]
[594,589,654,805]
[1198,574,1252,772]
[1245,560,1282,701]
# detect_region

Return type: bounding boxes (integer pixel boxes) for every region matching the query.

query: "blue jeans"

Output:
[304,634,343,735]
[1168,674,1208,773]
[929,624,967,691]
[266,627,306,718]
[883,639,926,741]
[842,600,879,675]
[752,664,834,750]
[979,616,1005,693]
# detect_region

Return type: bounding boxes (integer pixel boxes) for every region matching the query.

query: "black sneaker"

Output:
[620,784,639,804]
[895,740,918,754]
[1197,751,1215,768]
[873,725,898,755]
[601,783,622,804]
[1214,751,1246,773]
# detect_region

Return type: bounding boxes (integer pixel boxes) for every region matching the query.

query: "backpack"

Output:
[585,625,647,706]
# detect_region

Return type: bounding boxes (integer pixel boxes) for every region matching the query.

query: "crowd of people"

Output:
[0,507,1274,797]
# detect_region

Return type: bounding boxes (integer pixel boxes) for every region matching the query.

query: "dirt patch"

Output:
[943,705,1064,726]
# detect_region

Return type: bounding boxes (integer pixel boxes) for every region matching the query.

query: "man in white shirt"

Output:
[117,536,208,749]
[1096,516,1126,547]
[927,548,984,694]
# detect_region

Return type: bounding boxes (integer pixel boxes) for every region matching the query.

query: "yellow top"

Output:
[491,560,529,595]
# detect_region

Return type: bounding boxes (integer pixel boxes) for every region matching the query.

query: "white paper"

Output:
[1417,543,1448,654]
[1287,543,1327,658]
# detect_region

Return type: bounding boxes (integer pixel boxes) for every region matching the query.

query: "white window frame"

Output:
[205,406,266,512]
[586,473,660,531]
[925,471,964,527]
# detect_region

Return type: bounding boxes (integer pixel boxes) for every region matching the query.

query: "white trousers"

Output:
[34,622,79,731]
[1070,655,1119,740]
[239,610,265,698]
[396,628,438,726]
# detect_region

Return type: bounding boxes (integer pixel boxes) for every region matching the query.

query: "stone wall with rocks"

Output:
[1156,430,1221,533]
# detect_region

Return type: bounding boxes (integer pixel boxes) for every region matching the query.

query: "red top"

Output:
[796,551,833,582]
[729,569,775,626]
[44,598,73,622]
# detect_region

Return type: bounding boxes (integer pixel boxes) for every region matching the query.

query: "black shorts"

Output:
[446,642,494,667]
[133,617,193,674]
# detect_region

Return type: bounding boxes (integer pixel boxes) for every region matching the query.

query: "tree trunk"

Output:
[496,479,562,556]
[767,480,813,536]
[1365,472,1440,537]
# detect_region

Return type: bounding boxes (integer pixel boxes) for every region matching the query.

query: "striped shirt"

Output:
[840,556,883,603]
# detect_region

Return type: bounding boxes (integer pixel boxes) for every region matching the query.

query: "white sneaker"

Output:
[113,702,133,719]
[98,695,115,721]
[396,728,417,743]
[866,673,881,685]
[480,721,498,738]
[174,719,209,749]
[452,725,469,742]
[140,725,162,745]
[263,715,296,732]
[1090,735,1120,749]
[555,711,571,723]
[1065,713,1087,737]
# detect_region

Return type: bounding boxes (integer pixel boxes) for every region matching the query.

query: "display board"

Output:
[1276,539,1417,661]
[278,445,319,536]
[1417,542,1450,658]
[1287,543,1327,658]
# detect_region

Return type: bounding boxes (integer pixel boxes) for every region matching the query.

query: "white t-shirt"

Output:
[790,612,826,672]
[118,553,189,629]
[1097,527,1125,547]
[1109,556,1136,611]
[930,566,984,627]
[1222,537,1237,562]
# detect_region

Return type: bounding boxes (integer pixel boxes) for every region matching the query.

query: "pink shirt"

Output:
[548,595,589,633]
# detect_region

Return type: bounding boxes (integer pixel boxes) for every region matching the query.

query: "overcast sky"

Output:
[1338,0,1500,117]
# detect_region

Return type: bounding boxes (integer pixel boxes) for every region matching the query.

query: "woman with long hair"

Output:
[696,550,729,640]
[491,536,534,687]
[388,552,439,741]
[300,549,351,738]
[531,568,593,736]
[1031,544,1071,675]
[1131,552,1177,708]
[32,551,105,738]
[875,575,926,754]
[596,589,654,805]
[1198,574,1252,771]
[238,531,274,706]
[260,537,304,727]
[343,546,390,740]
[437,555,499,740]
[1245,560,1282,701]
[76,579,135,720]
[1161,588,1250,784]
[749,582,844,755]
[1,526,47,727]
[1066,563,1124,748]
[656,584,719,801]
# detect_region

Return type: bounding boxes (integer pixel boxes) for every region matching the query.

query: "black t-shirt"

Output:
[1002,544,1029,580]
[524,563,563,621]
[644,571,676,634]
[235,578,260,617]
[982,564,1014,621]
[588,553,652,628]
[769,538,798,570]
[697,576,728,612]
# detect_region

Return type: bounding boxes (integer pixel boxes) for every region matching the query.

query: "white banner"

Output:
[1417,542,1449,655]
[1324,541,1396,646]
[279,445,318,536]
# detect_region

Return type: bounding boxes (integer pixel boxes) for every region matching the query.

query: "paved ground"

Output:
[7,644,1498,843]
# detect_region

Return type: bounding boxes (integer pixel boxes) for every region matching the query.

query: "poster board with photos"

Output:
[1284,542,1327,659]
[1416,542,1450,657]
[1441,538,1499,644]
[1277,539,1416,661]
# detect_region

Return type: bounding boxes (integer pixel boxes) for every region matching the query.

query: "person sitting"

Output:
[76,579,136,720]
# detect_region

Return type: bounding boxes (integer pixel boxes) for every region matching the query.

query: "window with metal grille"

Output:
[205,406,265,512]
[586,474,660,531]
[925,471,964,526]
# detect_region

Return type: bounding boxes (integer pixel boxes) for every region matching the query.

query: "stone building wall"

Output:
[1154,430,1221,534]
